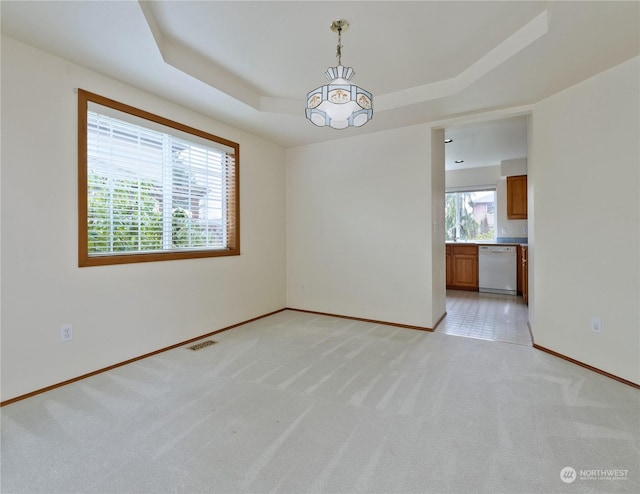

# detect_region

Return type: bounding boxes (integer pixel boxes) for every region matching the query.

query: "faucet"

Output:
[450,223,465,242]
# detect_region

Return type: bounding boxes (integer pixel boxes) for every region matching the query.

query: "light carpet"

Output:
[1,310,638,493]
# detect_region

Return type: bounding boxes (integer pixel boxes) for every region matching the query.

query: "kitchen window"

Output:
[78,89,239,266]
[445,188,496,242]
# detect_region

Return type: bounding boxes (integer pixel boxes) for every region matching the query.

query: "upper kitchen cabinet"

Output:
[507,175,527,219]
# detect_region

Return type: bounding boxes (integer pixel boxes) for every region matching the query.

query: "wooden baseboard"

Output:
[8,308,633,406]
[287,308,435,332]
[533,344,640,389]
[527,321,534,345]
[432,311,447,331]
[1,307,432,406]
[0,308,287,407]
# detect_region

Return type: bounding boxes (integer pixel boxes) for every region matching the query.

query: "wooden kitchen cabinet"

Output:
[446,245,452,286]
[521,245,528,304]
[507,175,528,219]
[446,244,478,290]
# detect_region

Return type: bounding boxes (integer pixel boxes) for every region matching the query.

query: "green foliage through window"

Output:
[445,190,496,241]
[88,174,162,253]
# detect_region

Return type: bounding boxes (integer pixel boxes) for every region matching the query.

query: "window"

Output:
[78,90,239,266]
[445,189,496,242]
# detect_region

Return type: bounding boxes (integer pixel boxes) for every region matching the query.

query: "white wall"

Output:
[0,37,287,401]
[446,165,501,190]
[430,129,447,324]
[529,56,639,384]
[286,124,440,328]
[498,158,528,239]
[500,158,527,177]
[526,115,535,329]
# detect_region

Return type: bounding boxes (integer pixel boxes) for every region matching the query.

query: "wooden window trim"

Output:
[78,89,240,266]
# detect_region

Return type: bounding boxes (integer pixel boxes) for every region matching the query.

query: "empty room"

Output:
[1,1,638,493]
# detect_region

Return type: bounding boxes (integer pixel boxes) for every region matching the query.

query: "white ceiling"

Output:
[445,116,528,170]
[2,0,638,163]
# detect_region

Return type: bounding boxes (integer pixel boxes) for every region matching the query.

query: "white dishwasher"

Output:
[478,245,517,295]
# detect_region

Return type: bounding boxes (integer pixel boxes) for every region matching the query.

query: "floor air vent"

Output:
[187,340,217,351]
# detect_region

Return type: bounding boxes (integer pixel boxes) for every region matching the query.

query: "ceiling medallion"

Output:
[305,19,373,129]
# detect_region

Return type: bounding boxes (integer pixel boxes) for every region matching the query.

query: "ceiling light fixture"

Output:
[454,160,464,163]
[445,138,453,143]
[306,19,373,129]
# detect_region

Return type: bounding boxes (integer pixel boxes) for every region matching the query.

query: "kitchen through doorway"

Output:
[441,115,530,345]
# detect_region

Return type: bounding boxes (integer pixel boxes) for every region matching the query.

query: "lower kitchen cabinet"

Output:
[446,245,452,286]
[446,244,478,290]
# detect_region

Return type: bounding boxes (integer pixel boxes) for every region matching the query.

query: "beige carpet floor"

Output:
[1,310,638,493]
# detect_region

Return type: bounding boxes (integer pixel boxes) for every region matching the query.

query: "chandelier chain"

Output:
[336,25,342,65]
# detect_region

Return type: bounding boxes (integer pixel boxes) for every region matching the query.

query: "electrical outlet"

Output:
[60,324,73,342]
[591,317,602,334]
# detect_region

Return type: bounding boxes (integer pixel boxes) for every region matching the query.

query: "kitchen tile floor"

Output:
[437,289,531,346]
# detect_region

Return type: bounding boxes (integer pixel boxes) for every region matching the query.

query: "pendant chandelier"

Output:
[305,19,373,129]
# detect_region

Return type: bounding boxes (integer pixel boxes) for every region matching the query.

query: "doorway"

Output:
[440,116,530,345]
